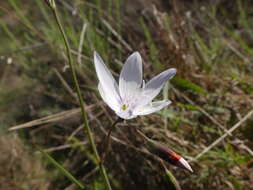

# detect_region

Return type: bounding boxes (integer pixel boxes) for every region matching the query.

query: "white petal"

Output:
[116,109,137,120]
[142,80,145,89]
[119,52,142,101]
[133,100,171,116]
[94,52,121,109]
[140,68,176,107]
[177,157,193,173]
[98,83,119,112]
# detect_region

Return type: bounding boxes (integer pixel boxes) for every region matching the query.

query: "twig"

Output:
[44,141,88,152]
[193,109,253,160]
[64,166,99,190]
[173,88,253,157]
[0,42,48,56]
[9,108,83,131]
[60,1,129,53]
[222,38,251,64]
[53,68,77,100]
[101,19,133,51]
[68,124,84,140]
[135,128,150,141]
[67,110,105,142]
[77,22,88,66]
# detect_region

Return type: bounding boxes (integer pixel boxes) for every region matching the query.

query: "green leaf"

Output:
[172,76,207,95]
[164,168,181,190]
[37,146,85,189]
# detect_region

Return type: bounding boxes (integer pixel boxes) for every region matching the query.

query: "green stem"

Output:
[48,2,112,190]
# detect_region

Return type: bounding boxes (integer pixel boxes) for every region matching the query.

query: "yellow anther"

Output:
[121,104,127,111]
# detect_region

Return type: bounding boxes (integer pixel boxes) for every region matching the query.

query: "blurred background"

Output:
[0,0,253,189]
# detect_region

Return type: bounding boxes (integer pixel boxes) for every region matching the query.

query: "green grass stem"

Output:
[37,146,85,189]
[46,1,112,190]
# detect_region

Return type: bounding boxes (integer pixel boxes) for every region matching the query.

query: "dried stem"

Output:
[194,109,253,160]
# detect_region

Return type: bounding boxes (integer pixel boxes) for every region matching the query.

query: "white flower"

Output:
[94,51,177,120]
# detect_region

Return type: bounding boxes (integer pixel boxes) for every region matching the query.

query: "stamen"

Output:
[121,104,127,111]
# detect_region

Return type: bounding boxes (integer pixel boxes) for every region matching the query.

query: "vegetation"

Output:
[0,0,252,189]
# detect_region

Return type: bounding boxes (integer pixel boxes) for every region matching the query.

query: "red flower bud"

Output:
[147,140,193,172]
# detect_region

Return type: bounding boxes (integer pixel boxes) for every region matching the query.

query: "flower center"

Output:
[121,104,127,111]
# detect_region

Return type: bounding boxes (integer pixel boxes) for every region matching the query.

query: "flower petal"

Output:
[119,52,143,101]
[116,109,137,120]
[140,68,176,107]
[177,157,193,173]
[94,52,121,109]
[98,83,119,112]
[133,100,171,116]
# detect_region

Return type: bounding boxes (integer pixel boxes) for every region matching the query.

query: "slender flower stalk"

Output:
[137,129,193,172]
[101,117,123,163]
[46,1,112,189]
[94,52,177,120]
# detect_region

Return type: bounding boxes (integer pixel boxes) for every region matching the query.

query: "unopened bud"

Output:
[147,139,193,172]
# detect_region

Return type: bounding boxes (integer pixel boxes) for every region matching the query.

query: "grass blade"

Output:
[37,146,85,189]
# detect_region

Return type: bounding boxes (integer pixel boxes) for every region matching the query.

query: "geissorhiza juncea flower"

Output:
[94,51,177,120]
